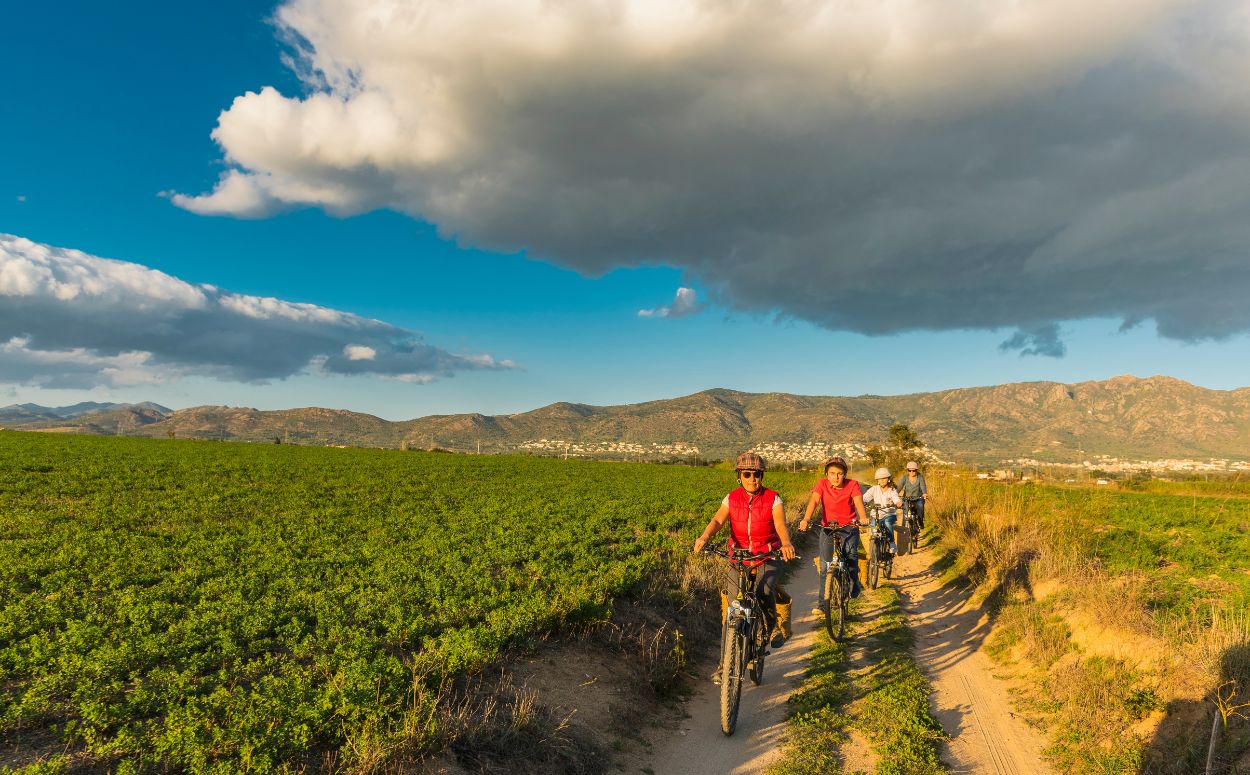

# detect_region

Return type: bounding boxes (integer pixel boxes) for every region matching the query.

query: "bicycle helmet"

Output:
[734,451,766,472]
[874,467,891,480]
[822,455,848,473]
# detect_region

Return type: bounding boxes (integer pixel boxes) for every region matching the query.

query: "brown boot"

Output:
[776,599,792,642]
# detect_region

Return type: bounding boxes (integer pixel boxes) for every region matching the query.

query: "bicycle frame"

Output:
[866,503,895,588]
[704,544,788,736]
[815,524,858,640]
[902,497,922,542]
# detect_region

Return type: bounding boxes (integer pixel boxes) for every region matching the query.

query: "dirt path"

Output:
[631,539,1053,775]
[892,543,1054,775]
[632,573,826,775]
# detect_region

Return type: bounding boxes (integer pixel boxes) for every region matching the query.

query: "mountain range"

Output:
[4,376,1248,463]
[0,402,170,426]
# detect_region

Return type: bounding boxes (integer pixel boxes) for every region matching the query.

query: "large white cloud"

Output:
[173,0,1250,353]
[0,234,512,388]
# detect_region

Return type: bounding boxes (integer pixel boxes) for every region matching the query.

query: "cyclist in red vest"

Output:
[694,452,796,656]
[799,455,868,602]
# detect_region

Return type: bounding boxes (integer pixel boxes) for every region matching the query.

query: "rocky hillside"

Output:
[0,402,170,427]
[6,376,1248,462]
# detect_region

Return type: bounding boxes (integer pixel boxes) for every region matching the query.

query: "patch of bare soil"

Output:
[892,542,1055,775]
[507,641,654,758]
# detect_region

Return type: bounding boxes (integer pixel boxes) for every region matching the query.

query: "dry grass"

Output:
[928,472,1250,773]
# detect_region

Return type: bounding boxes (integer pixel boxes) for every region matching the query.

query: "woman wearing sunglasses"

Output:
[694,451,797,663]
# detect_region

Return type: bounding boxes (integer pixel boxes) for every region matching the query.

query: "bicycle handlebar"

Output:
[701,544,800,562]
[808,521,863,532]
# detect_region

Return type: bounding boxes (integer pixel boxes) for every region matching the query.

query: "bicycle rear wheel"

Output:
[748,616,766,686]
[719,622,745,735]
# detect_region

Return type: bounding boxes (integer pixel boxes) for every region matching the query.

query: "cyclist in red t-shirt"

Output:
[799,455,868,602]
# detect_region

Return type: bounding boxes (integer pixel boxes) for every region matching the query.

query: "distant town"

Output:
[516,437,1248,480]
[1003,454,1250,477]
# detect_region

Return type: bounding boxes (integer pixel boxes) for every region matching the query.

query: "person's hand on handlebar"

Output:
[780,542,796,561]
[693,535,709,554]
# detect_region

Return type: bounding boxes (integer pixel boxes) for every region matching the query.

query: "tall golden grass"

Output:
[928,471,1250,773]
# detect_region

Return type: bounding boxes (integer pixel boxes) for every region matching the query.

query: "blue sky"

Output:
[3,1,1249,420]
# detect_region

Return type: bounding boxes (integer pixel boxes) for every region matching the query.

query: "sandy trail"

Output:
[891,542,1054,775]
[638,569,827,775]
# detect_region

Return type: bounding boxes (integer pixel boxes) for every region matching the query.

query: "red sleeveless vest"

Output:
[727,487,780,560]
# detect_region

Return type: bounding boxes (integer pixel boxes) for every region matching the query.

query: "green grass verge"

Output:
[766,632,853,775]
[851,586,948,775]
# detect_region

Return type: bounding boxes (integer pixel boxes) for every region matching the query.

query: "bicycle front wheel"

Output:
[824,571,846,640]
[719,623,745,735]
[868,540,880,589]
[838,572,850,639]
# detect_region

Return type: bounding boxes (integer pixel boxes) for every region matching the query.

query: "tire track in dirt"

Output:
[892,542,1054,775]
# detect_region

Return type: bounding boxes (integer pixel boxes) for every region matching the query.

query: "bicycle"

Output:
[902,497,923,549]
[702,543,796,736]
[865,503,895,589]
[813,523,860,641]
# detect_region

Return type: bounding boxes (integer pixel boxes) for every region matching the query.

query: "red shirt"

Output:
[814,478,862,526]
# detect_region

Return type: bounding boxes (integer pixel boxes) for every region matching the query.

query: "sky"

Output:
[3,0,1250,421]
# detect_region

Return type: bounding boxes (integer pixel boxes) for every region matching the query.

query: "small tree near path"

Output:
[867,423,926,476]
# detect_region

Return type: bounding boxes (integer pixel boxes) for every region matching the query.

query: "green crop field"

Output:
[980,480,1250,611]
[0,433,810,773]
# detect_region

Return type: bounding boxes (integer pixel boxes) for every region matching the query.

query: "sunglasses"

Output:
[739,470,762,480]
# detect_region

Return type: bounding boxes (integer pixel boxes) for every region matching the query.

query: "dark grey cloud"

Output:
[0,234,512,388]
[173,0,1250,352]
[999,324,1066,358]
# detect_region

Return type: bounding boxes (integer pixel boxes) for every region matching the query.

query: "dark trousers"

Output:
[724,560,779,629]
[912,499,926,528]
[818,526,862,596]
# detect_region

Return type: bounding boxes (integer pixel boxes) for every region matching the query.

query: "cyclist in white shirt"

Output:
[862,467,901,554]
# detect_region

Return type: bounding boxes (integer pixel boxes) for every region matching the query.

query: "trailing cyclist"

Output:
[899,460,928,530]
[799,456,869,606]
[863,467,901,554]
[693,451,796,681]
